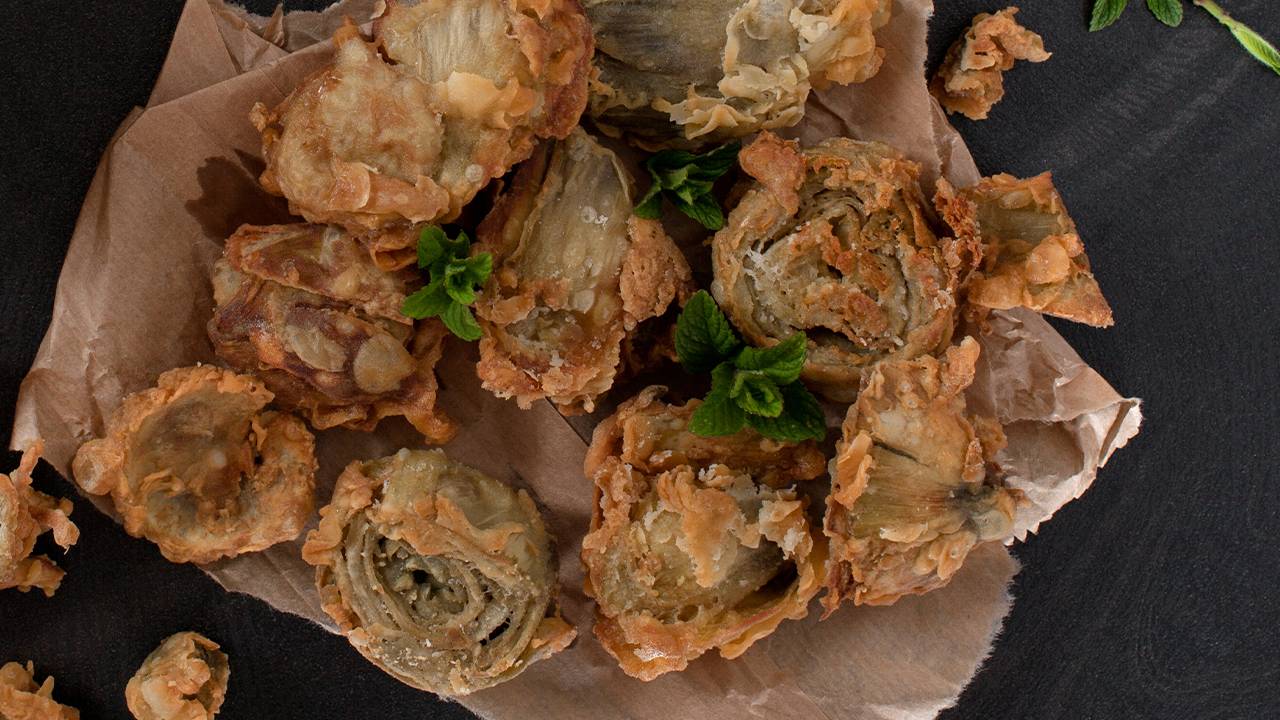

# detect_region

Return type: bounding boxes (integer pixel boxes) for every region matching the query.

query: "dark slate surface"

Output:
[1,2,1277,718]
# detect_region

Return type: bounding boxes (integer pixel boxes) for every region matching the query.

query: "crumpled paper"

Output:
[10,1,1141,718]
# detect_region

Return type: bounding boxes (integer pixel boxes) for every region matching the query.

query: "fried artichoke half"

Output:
[930,7,1050,121]
[0,662,79,720]
[72,366,317,565]
[475,128,692,413]
[586,0,892,147]
[302,449,575,697]
[581,386,824,680]
[252,0,593,243]
[0,440,78,597]
[712,132,961,401]
[936,172,1113,327]
[125,632,229,720]
[823,337,1018,611]
[208,223,456,443]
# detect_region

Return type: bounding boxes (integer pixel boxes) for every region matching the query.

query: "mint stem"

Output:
[1193,0,1280,76]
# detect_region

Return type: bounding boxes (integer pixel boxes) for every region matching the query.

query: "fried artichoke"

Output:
[823,337,1018,610]
[936,172,1113,327]
[252,0,593,248]
[712,132,961,401]
[581,386,824,680]
[125,632,229,720]
[302,449,575,696]
[0,662,79,720]
[208,223,456,443]
[930,7,1050,121]
[475,128,692,412]
[586,0,892,147]
[72,366,317,565]
[0,440,78,597]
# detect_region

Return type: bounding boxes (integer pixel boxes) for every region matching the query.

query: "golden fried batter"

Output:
[475,128,692,413]
[0,661,79,720]
[72,366,317,565]
[302,449,575,697]
[0,441,78,597]
[823,338,1019,610]
[587,0,892,147]
[252,0,593,239]
[208,223,456,443]
[125,632,229,720]
[582,387,824,680]
[930,7,1050,121]
[937,173,1113,327]
[712,132,961,401]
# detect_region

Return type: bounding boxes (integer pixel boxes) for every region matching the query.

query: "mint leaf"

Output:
[441,302,482,341]
[675,290,742,374]
[1090,0,1129,31]
[633,184,664,219]
[401,281,452,319]
[1195,0,1280,75]
[1147,0,1183,26]
[634,142,740,228]
[730,372,784,418]
[689,364,746,436]
[734,333,807,385]
[745,381,826,442]
[403,226,488,340]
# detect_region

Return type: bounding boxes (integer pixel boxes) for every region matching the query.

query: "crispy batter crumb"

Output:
[930,7,1050,121]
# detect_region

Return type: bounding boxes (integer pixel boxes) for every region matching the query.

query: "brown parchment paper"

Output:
[11,1,1142,718]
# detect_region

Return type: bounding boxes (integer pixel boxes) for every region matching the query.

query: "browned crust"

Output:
[0,662,79,720]
[125,632,229,720]
[0,440,78,597]
[71,366,317,565]
[581,387,824,680]
[822,338,1020,611]
[938,172,1113,327]
[930,6,1050,121]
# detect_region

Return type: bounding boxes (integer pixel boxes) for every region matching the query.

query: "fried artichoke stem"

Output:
[581,386,824,680]
[125,632,229,720]
[252,0,592,239]
[586,0,892,148]
[936,172,1113,327]
[0,440,78,597]
[0,661,79,719]
[823,337,1020,611]
[712,132,962,402]
[208,223,456,443]
[930,7,1050,121]
[302,449,575,697]
[475,128,692,413]
[72,366,317,565]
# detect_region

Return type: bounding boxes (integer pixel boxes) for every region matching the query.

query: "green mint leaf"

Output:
[418,226,448,269]
[688,142,742,178]
[689,364,746,436]
[401,281,452,319]
[443,264,477,305]
[1147,0,1183,26]
[734,333,807,385]
[1195,0,1280,75]
[672,192,726,231]
[675,290,742,374]
[745,381,827,442]
[1090,0,1130,30]
[441,302,482,341]
[645,150,700,173]
[633,184,664,219]
[462,253,493,286]
[730,372,784,418]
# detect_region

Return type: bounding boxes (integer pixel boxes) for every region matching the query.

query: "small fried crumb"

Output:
[931,7,1051,120]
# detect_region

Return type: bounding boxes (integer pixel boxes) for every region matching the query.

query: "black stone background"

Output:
[1,1,1277,718]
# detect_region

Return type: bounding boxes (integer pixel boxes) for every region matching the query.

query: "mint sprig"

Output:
[633,143,741,231]
[676,290,825,442]
[401,226,492,341]
[1091,0,1279,75]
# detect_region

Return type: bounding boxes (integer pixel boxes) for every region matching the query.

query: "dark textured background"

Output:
[1,2,1277,718]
